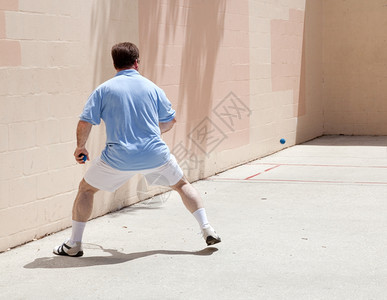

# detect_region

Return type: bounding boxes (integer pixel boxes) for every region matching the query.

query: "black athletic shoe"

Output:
[53,240,83,257]
[202,225,221,246]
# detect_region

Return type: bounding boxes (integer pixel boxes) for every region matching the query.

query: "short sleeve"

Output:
[157,89,176,123]
[80,88,103,125]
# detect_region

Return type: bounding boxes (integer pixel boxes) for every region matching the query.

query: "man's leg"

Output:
[171,177,221,245]
[53,179,99,257]
[171,176,203,213]
[72,179,99,222]
[70,179,99,241]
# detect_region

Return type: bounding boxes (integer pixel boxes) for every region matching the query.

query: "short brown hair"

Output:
[111,42,139,69]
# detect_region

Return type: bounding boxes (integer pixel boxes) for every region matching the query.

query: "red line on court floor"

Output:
[247,178,366,184]
[247,162,387,169]
[207,161,387,185]
[244,165,280,180]
[205,177,387,185]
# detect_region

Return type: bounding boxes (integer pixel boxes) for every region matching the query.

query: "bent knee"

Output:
[171,176,190,191]
[78,179,99,194]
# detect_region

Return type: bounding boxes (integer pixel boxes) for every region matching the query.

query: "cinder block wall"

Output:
[322,0,387,135]
[0,0,323,252]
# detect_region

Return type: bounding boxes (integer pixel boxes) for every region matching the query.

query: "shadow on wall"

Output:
[295,7,307,144]
[85,0,227,209]
[302,135,387,147]
[88,1,115,159]
[295,0,324,144]
[178,0,226,141]
[139,0,226,155]
[90,1,139,85]
[89,0,140,149]
[87,0,140,212]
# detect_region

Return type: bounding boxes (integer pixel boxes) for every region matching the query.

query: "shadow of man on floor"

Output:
[23,244,218,269]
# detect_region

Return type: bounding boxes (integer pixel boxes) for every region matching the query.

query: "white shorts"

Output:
[84,155,184,192]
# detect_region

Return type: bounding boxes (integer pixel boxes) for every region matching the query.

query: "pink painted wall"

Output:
[0,0,326,252]
[323,0,387,135]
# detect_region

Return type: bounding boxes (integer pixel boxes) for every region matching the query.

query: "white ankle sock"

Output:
[69,220,86,244]
[192,208,209,229]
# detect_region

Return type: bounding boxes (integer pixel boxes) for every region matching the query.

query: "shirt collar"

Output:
[115,69,139,77]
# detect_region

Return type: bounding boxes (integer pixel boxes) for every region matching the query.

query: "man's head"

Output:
[111,42,140,70]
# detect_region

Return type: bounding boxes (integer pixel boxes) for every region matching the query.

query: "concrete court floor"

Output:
[1,135,387,300]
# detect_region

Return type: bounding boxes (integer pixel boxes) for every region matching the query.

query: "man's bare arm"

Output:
[74,120,92,164]
[159,118,176,134]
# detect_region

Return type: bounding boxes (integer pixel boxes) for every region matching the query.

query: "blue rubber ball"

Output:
[280,138,286,144]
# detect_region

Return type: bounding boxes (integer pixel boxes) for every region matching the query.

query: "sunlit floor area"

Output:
[1,135,386,299]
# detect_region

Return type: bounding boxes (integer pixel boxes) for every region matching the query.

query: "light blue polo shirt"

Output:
[80,69,175,171]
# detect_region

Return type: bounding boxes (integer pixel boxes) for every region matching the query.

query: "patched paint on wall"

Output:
[0,0,21,66]
[0,0,18,11]
[0,40,21,66]
[271,9,305,117]
[0,11,5,38]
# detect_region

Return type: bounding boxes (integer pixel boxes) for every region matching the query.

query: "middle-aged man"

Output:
[53,42,221,257]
